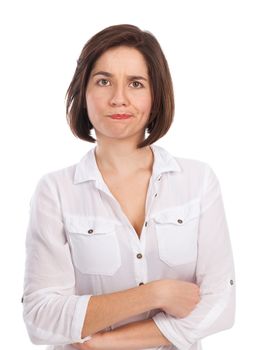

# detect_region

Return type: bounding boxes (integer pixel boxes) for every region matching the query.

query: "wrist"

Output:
[85,332,105,350]
[146,280,163,310]
[89,331,118,350]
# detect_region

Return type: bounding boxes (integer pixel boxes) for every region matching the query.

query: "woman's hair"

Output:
[66,24,175,148]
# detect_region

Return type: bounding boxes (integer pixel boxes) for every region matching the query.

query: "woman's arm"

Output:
[75,318,172,350]
[82,279,200,338]
[81,282,159,338]
[74,278,201,349]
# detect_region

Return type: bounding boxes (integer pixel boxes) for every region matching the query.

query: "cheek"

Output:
[86,93,97,115]
[86,92,104,113]
[136,94,152,114]
[85,95,97,125]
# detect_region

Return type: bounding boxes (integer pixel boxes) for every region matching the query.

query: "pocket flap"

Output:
[64,216,115,235]
[154,199,200,225]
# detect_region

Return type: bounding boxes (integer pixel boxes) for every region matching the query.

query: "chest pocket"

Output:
[154,199,200,267]
[64,216,121,276]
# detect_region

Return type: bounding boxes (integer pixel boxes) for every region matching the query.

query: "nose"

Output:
[110,85,129,106]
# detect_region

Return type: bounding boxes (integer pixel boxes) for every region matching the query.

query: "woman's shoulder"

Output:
[175,155,212,173]
[153,144,213,175]
[27,163,78,205]
[154,146,221,199]
[37,147,94,183]
[34,162,79,194]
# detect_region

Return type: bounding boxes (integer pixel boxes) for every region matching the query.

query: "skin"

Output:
[71,46,200,349]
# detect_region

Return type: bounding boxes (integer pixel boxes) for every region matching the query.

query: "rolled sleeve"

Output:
[152,165,236,350]
[23,174,93,345]
[71,295,93,343]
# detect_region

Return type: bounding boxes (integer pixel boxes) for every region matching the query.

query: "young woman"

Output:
[22,24,235,350]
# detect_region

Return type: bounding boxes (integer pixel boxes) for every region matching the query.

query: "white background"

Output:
[0,0,255,348]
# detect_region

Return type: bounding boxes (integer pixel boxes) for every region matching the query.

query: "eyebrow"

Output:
[92,71,148,81]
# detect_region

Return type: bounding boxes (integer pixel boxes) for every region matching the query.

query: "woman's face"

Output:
[85,46,152,144]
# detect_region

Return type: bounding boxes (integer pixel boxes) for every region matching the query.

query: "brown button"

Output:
[177,219,183,224]
[139,282,144,286]
[154,193,158,197]
[137,253,143,259]
[230,279,234,285]
[88,229,94,234]
[145,221,148,227]
[21,296,24,303]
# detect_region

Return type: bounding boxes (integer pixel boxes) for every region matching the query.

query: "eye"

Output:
[97,79,110,86]
[130,81,144,88]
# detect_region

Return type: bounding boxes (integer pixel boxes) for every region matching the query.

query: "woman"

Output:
[22,24,235,350]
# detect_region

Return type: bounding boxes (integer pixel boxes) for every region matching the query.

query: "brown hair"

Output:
[65,24,175,148]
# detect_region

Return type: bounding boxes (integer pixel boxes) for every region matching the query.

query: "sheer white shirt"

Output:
[23,144,235,350]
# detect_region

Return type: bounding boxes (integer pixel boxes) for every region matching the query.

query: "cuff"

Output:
[152,311,191,350]
[71,294,93,343]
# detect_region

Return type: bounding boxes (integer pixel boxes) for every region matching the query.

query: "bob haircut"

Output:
[66,24,175,149]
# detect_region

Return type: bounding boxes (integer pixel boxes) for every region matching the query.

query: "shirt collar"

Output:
[73,144,181,185]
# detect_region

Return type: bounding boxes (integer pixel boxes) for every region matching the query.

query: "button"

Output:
[21,296,24,303]
[154,193,158,197]
[88,229,94,234]
[136,253,143,259]
[139,282,144,286]
[158,177,161,181]
[145,221,148,227]
[177,219,183,224]
[230,279,234,286]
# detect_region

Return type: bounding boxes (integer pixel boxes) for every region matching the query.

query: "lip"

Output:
[110,114,133,119]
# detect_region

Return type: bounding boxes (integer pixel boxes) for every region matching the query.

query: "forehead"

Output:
[92,46,149,74]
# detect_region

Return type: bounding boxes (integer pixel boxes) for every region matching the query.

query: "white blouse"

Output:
[22,144,235,350]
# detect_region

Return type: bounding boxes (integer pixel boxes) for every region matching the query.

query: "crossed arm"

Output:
[72,279,200,349]
[73,318,171,350]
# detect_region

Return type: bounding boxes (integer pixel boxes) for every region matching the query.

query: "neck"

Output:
[94,138,154,176]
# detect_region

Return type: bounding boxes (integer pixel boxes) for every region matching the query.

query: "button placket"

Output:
[153,173,162,200]
[144,175,160,233]
[133,174,160,284]
[134,251,147,287]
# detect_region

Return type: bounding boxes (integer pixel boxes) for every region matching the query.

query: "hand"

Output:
[155,279,200,318]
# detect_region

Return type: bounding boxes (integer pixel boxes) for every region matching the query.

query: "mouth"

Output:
[109,114,133,120]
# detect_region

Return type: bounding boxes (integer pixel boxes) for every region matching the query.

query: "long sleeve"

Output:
[152,164,236,350]
[22,174,92,345]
